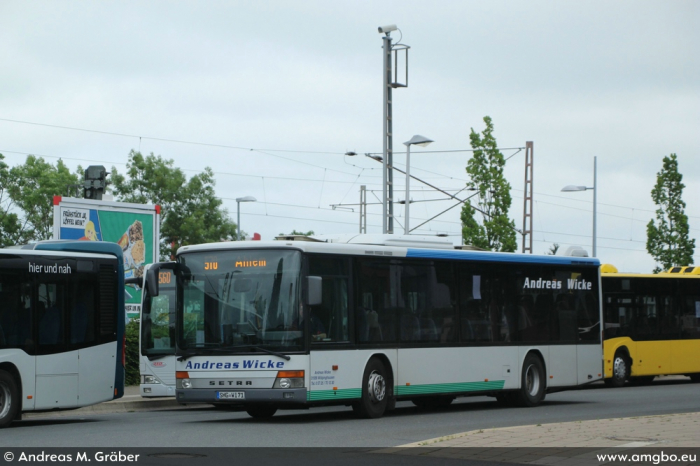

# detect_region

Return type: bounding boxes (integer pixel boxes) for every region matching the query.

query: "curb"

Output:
[23,397,189,419]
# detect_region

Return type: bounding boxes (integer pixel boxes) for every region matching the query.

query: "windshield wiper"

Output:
[210,345,291,361]
[145,353,174,361]
[176,349,196,361]
[175,343,222,361]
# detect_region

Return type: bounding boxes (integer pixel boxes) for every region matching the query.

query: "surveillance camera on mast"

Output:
[378,24,397,34]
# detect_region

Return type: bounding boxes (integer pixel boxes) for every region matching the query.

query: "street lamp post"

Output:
[561,156,597,257]
[236,196,257,241]
[403,135,434,235]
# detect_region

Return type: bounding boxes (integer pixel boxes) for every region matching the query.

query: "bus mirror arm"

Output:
[307,276,322,306]
[124,277,141,287]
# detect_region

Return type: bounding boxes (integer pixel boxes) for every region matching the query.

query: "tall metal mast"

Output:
[379,25,408,234]
[522,141,534,253]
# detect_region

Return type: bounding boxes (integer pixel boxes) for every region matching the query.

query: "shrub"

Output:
[125,319,140,386]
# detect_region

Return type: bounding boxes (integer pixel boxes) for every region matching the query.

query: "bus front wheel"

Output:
[610,353,630,387]
[354,359,388,419]
[514,354,546,407]
[0,370,20,428]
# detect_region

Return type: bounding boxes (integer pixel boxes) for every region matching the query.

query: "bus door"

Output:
[77,262,118,406]
[671,280,700,374]
[34,274,80,409]
[630,286,671,377]
[307,256,353,400]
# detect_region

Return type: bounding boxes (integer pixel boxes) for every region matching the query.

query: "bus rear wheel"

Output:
[0,370,20,428]
[354,359,388,419]
[245,406,277,419]
[514,354,546,407]
[610,353,630,387]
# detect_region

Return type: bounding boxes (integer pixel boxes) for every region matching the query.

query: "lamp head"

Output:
[404,135,434,147]
[561,185,588,192]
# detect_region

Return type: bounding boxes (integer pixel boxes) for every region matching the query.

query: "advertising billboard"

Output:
[53,196,160,321]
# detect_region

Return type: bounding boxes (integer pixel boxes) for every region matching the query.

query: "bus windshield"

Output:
[177,249,303,353]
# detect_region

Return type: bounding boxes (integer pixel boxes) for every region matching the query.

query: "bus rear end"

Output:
[32,240,125,400]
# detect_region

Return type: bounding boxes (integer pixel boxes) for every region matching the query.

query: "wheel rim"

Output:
[613,356,627,381]
[367,370,386,403]
[524,364,541,396]
[0,381,10,419]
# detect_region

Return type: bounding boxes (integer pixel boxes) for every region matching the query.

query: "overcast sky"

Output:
[1,1,698,272]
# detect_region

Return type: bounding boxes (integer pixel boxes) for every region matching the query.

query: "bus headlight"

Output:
[142,375,161,384]
[181,378,192,389]
[278,378,292,389]
[273,370,304,389]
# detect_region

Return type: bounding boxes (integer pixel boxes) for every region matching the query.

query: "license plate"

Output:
[217,391,245,400]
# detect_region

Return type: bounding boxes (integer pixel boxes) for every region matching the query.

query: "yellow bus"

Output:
[602,264,700,386]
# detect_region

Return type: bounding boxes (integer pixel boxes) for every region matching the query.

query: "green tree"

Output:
[546,243,560,255]
[110,150,237,259]
[0,154,81,245]
[279,230,314,236]
[646,154,695,273]
[0,154,23,247]
[460,116,517,252]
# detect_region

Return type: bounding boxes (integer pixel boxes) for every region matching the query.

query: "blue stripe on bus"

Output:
[406,248,600,266]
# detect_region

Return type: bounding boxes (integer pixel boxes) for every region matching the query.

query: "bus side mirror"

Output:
[307,276,322,306]
[145,264,160,297]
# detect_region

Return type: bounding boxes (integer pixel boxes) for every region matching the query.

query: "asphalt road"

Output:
[2,378,699,448]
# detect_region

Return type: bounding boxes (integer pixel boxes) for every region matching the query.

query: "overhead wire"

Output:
[3,117,696,222]
[2,118,697,249]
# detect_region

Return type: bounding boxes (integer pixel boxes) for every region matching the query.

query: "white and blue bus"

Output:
[145,234,602,419]
[0,241,126,427]
[138,265,177,397]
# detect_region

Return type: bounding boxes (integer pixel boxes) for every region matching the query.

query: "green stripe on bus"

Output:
[307,388,363,401]
[307,380,505,401]
[395,380,505,396]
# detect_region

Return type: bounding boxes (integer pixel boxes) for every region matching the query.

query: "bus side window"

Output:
[38,301,61,345]
[681,307,700,339]
[0,286,18,347]
[555,294,577,342]
[399,311,420,341]
[307,255,350,343]
[534,294,553,341]
[355,259,390,344]
[71,287,94,346]
[0,290,9,347]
